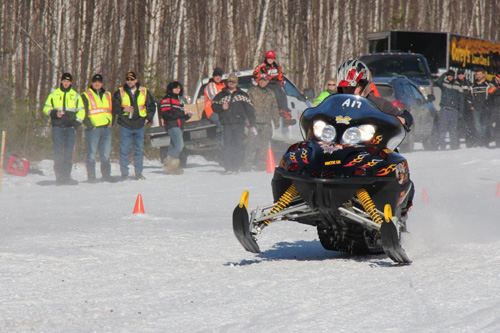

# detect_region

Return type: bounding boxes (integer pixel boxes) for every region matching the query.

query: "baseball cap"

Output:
[125,72,137,80]
[227,73,238,83]
[92,74,103,82]
[61,73,72,82]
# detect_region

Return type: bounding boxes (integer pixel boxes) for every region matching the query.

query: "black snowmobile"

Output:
[233,94,413,264]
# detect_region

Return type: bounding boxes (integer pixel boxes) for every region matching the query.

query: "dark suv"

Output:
[359,52,435,100]
[373,76,438,152]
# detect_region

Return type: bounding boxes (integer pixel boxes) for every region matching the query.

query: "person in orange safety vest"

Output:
[203,67,225,130]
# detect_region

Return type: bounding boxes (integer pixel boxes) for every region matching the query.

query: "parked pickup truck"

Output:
[146,69,315,164]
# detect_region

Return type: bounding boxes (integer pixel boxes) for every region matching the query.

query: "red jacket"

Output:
[160,94,191,130]
[253,62,284,86]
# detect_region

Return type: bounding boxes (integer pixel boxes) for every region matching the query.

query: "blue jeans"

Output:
[85,127,111,165]
[119,125,145,176]
[438,108,458,149]
[472,108,486,139]
[167,127,184,159]
[223,124,245,172]
[209,112,221,130]
[52,126,75,180]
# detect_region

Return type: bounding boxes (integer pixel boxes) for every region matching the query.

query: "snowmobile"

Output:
[233,94,413,264]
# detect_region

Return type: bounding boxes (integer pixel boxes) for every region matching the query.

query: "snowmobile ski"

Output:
[232,191,261,254]
[380,220,412,264]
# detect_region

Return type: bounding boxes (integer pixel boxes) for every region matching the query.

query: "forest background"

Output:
[1,0,499,161]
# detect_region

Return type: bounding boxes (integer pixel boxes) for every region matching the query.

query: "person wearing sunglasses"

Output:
[112,72,156,180]
[314,78,337,105]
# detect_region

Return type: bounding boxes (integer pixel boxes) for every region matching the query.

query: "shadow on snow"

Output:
[225,240,395,267]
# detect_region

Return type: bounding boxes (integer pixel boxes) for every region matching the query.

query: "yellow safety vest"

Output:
[119,86,148,118]
[82,89,112,127]
[43,88,84,121]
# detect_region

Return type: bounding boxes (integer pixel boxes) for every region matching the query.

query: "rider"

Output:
[336,59,414,216]
[336,59,413,127]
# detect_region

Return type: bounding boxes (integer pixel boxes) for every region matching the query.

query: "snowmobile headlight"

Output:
[342,125,376,145]
[342,127,362,144]
[359,124,376,141]
[313,120,336,142]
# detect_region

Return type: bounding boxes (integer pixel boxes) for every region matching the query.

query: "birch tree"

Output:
[252,0,270,63]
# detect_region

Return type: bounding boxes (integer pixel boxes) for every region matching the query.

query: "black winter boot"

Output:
[101,162,118,183]
[86,162,97,183]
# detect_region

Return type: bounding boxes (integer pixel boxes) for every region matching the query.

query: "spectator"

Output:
[314,79,337,105]
[212,73,256,174]
[203,67,225,130]
[43,73,84,185]
[81,74,117,183]
[112,72,156,180]
[253,50,296,126]
[489,72,500,147]
[467,67,494,147]
[244,74,280,171]
[436,69,462,150]
[160,81,192,175]
[456,69,472,146]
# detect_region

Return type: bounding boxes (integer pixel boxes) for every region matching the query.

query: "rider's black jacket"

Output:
[367,93,413,128]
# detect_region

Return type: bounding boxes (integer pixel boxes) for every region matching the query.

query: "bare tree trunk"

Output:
[253,0,270,62]
[172,0,185,79]
[227,1,238,71]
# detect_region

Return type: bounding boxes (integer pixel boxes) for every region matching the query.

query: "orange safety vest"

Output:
[83,89,112,127]
[204,81,226,118]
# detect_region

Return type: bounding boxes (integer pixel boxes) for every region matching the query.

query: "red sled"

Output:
[6,155,30,177]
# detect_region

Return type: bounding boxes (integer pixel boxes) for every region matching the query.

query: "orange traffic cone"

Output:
[267,143,276,173]
[133,194,145,214]
[496,182,500,197]
[422,188,429,203]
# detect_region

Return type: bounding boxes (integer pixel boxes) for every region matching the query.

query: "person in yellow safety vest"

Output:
[112,71,156,180]
[81,74,117,183]
[43,72,84,185]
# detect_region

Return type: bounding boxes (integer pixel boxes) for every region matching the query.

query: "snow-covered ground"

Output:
[1,146,499,332]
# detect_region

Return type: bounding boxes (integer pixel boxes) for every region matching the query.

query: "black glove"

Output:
[74,121,82,129]
[49,109,59,118]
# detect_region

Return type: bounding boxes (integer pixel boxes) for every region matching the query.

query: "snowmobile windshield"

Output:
[300,94,405,150]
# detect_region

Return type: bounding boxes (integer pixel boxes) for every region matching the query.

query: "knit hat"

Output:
[446,69,455,76]
[227,73,238,83]
[125,72,137,80]
[92,74,103,82]
[61,73,72,82]
[457,69,465,75]
[213,67,223,76]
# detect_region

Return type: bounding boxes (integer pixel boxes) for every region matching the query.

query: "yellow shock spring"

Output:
[356,188,384,225]
[263,184,299,225]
